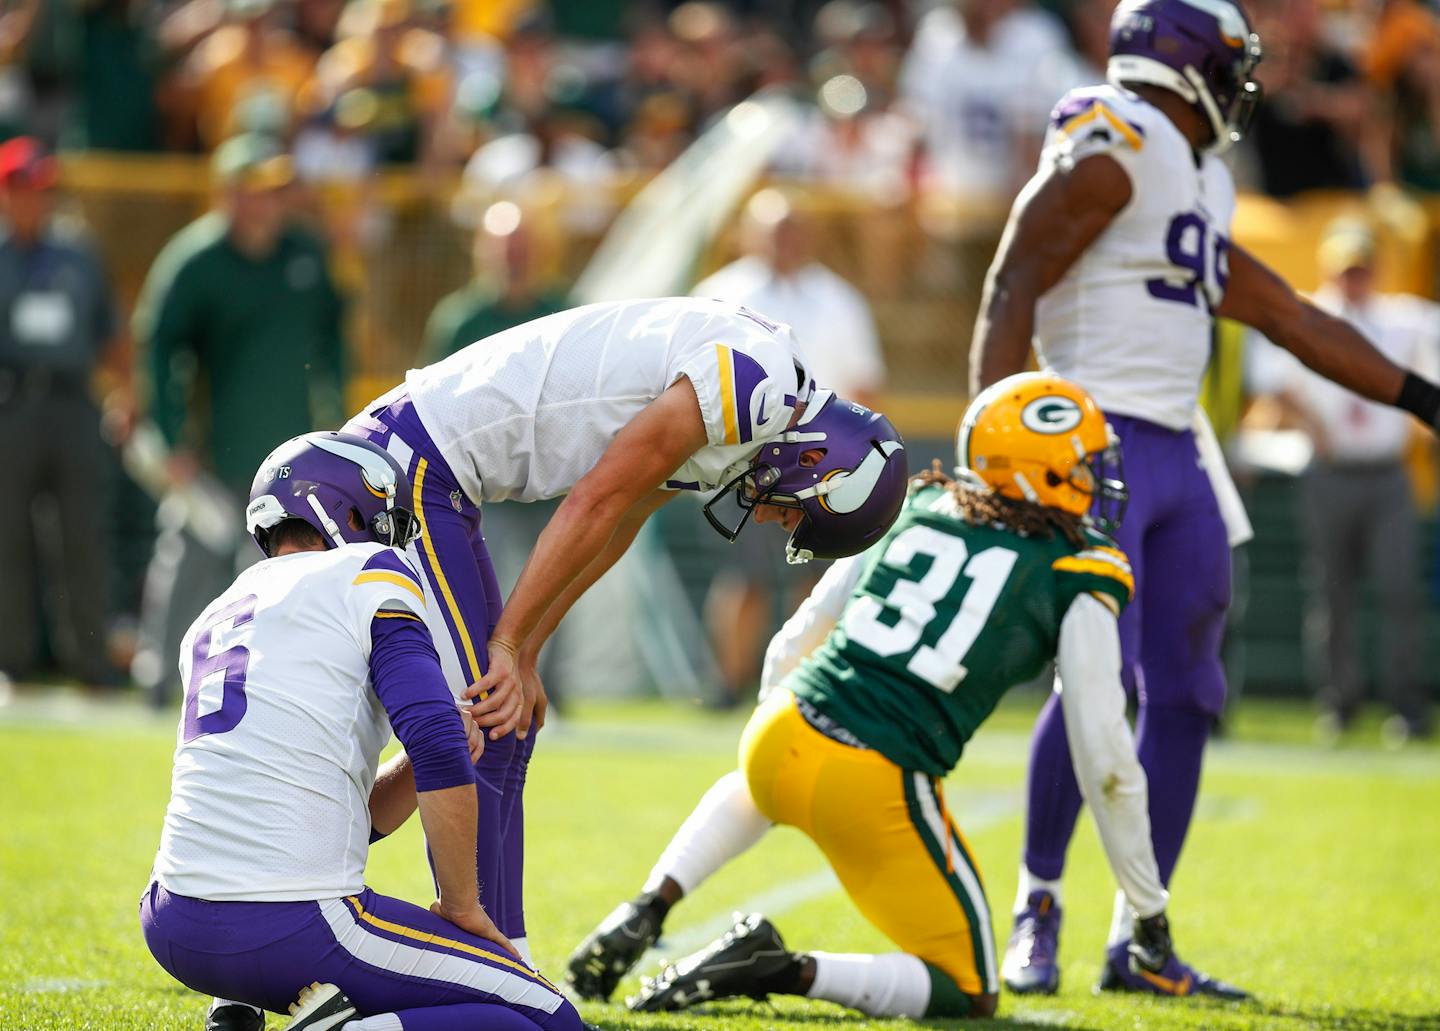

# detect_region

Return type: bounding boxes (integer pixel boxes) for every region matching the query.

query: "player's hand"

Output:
[430,899,521,961]
[465,639,524,740]
[516,650,548,738]
[1130,912,1175,974]
[458,704,484,762]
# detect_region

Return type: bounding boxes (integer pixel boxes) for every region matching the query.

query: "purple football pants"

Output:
[347,394,533,939]
[139,882,579,1030]
[1024,415,1230,887]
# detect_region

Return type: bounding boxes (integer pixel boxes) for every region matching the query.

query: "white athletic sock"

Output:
[1013,864,1063,914]
[343,1015,402,1031]
[807,952,932,1018]
[642,770,772,895]
[512,935,533,968]
[208,998,260,1016]
[1107,889,1134,946]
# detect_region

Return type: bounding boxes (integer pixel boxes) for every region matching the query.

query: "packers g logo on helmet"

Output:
[1020,396,1084,434]
[957,372,1128,533]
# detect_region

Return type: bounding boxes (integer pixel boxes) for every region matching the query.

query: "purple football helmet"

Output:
[1108,0,1264,153]
[246,431,419,556]
[704,390,908,563]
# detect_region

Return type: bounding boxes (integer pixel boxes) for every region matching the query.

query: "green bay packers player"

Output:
[567,372,1242,1019]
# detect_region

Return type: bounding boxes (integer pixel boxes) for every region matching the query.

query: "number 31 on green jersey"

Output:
[843,525,1019,693]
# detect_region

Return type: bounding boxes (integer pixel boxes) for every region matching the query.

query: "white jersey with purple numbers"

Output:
[401,297,814,504]
[1033,84,1237,430]
[153,544,428,902]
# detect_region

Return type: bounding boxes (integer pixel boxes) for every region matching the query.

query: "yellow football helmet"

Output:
[956,372,1128,532]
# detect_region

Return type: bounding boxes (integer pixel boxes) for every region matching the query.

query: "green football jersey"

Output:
[786,484,1133,777]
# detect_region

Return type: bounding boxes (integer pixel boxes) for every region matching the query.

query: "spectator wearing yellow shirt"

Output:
[311,0,451,166]
[184,0,316,149]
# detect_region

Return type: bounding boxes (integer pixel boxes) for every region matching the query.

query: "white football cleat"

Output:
[282,982,356,1030]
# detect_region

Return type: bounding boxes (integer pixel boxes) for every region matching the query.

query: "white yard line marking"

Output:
[17,978,110,993]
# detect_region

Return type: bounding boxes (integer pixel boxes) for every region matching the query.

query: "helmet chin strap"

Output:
[306,493,347,548]
[785,526,813,565]
[1182,65,1234,153]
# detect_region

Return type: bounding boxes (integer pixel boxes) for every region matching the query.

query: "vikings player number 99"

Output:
[1146,211,1230,310]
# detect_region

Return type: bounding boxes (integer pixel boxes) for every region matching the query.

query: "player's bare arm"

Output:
[368,753,419,838]
[467,377,710,735]
[419,781,518,958]
[369,708,484,834]
[500,489,675,737]
[970,154,1133,394]
[1219,243,1440,424]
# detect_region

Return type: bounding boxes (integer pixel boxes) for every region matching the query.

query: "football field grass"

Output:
[3,690,1439,1031]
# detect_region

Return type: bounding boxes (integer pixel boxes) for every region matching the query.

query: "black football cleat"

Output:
[205,1001,264,1031]
[281,982,357,1030]
[627,913,803,1013]
[566,893,667,1000]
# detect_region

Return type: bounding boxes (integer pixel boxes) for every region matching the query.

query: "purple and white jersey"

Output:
[1033,84,1237,430]
[153,544,427,902]
[393,297,814,504]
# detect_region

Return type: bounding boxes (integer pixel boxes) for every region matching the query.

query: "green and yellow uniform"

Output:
[136,213,347,496]
[741,483,1133,1004]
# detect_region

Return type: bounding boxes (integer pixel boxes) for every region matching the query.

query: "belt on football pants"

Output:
[793,694,872,751]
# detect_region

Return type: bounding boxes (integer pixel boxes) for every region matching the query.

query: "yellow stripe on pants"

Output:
[412,457,483,683]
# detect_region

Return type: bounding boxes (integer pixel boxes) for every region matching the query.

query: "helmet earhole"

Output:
[1046,471,1064,488]
[348,507,364,532]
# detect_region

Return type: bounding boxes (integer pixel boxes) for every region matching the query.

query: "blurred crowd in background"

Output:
[5,0,1440,741]
[8,0,1440,197]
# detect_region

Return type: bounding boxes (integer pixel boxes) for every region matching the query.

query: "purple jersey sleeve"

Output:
[368,612,474,793]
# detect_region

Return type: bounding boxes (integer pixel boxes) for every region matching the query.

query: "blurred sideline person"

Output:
[971,0,1440,996]
[1250,220,1436,743]
[0,137,124,687]
[132,133,346,708]
[140,432,583,1031]
[343,297,909,970]
[695,190,887,409]
[567,374,1244,1019]
[420,201,567,365]
[692,188,888,703]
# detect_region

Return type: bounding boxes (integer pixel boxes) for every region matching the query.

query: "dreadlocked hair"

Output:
[911,460,1089,549]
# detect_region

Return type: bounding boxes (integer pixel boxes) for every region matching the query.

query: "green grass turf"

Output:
[3,690,1439,1030]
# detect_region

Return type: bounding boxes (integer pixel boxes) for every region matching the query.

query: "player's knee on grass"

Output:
[922,962,996,1019]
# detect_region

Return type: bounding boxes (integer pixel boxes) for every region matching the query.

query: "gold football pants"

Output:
[739,690,999,995]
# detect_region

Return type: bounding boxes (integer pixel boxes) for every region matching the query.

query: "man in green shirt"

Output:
[419,200,567,365]
[131,133,346,706]
[569,373,1244,1019]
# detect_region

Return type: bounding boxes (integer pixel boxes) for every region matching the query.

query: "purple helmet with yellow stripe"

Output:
[246,431,419,556]
[705,391,908,564]
[1107,0,1264,153]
